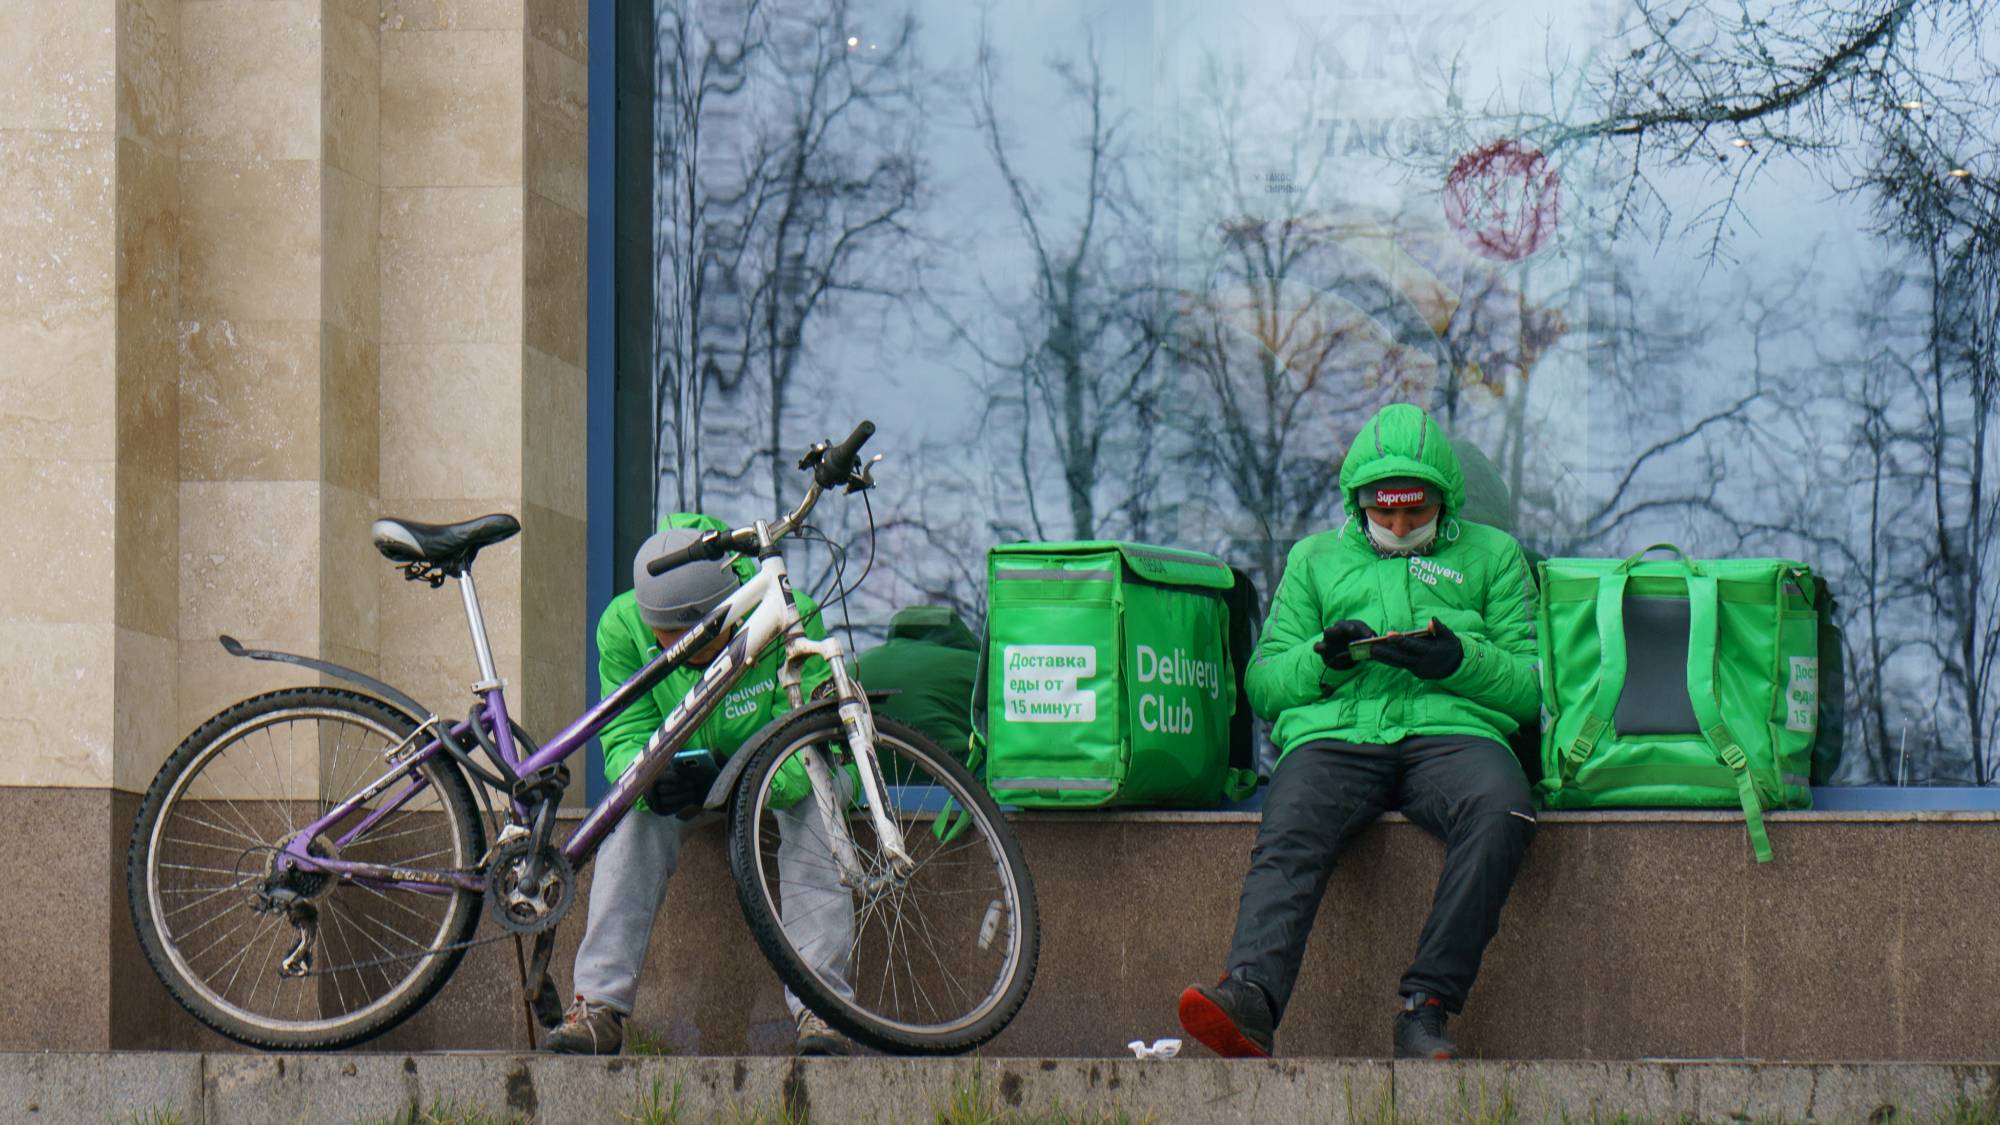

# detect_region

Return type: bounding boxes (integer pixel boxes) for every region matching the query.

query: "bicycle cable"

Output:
[794,522,860,658]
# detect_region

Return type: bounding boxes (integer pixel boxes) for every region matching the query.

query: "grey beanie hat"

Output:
[632,528,740,629]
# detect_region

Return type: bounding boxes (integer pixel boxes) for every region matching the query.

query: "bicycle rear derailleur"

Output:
[485,837,575,936]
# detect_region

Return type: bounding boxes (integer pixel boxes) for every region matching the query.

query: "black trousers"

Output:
[1226,735,1536,1022]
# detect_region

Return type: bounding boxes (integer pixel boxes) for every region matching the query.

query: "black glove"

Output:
[1370,618,1464,680]
[1313,619,1377,671]
[647,750,721,817]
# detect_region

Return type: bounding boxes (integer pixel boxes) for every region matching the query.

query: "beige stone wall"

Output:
[0,5,587,795]
[1,0,185,791]
[0,0,588,1047]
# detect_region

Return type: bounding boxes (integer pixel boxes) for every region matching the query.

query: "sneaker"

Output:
[795,1009,853,1057]
[1393,992,1458,1060]
[1177,975,1275,1058]
[544,995,625,1055]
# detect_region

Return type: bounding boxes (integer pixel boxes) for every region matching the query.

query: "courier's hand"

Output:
[1314,619,1377,671]
[1370,618,1464,680]
[647,752,721,817]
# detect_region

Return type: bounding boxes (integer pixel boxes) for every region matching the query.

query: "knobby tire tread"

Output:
[126,687,486,1051]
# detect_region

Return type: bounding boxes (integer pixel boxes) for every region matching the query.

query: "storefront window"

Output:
[603,0,2000,786]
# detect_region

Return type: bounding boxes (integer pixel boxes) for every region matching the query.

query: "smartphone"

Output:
[1346,623,1436,660]
[672,747,719,772]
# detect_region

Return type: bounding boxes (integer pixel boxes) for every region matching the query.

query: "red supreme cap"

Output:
[1359,478,1437,510]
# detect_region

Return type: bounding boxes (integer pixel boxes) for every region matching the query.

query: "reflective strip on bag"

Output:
[993,568,1115,583]
[989,777,1119,792]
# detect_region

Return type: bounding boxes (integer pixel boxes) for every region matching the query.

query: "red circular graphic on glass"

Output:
[1443,140,1561,261]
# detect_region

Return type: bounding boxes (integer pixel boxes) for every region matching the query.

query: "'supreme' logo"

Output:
[1376,488,1427,508]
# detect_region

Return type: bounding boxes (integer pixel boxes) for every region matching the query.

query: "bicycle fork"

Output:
[782,639,915,886]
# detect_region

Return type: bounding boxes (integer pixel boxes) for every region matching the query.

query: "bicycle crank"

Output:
[485,839,575,936]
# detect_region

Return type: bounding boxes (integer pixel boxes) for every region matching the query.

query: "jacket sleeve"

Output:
[1245,547,1358,720]
[1439,535,1540,725]
[596,610,660,786]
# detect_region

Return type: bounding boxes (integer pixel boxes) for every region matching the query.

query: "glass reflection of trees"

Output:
[636,0,1999,785]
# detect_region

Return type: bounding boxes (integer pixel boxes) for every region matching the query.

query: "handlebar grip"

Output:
[814,420,876,489]
[644,532,724,577]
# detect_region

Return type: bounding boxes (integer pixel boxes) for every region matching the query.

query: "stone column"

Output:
[0,0,183,1050]
[377,0,587,744]
[0,0,586,1049]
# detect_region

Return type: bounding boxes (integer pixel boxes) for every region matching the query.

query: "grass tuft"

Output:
[112,1110,186,1125]
[624,1076,686,1125]
[626,1023,680,1057]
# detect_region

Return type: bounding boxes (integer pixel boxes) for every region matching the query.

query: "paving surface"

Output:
[8,1053,2000,1123]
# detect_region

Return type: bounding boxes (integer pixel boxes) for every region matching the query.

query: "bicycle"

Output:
[126,422,1040,1054]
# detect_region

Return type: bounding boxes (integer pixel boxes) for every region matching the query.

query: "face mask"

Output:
[1366,514,1439,557]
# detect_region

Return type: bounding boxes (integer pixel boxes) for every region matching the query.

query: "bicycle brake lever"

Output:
[844,453,883,494]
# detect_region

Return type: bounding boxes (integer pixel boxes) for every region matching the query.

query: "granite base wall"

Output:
[2,788,1991,1060]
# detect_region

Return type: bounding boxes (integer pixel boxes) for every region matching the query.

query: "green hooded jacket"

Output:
[598,512,829,809]
[1245,404,1540,757]
[854,606,979,752]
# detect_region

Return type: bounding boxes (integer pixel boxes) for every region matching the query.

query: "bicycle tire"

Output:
[127,687,486,1050]
[726,709,1040,1055]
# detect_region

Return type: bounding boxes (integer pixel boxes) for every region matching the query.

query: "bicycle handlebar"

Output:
[643,532,727,577]
[815,420,876,489]
[644,420,877,578]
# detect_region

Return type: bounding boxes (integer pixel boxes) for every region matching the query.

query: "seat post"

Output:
[458,568,503,689]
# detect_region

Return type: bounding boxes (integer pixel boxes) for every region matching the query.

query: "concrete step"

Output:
[8,1053,2000,1124]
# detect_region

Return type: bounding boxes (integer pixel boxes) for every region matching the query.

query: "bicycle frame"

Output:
[276,527,911,894]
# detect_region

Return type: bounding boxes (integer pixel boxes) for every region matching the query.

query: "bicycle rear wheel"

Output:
[127,687,485,1049]
[726,710,1039,1054]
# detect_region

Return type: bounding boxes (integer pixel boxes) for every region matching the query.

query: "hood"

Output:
[1337,403,1466,522]
[885,606,978,652]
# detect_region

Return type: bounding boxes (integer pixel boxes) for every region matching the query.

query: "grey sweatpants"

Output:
[572,804,857,1018]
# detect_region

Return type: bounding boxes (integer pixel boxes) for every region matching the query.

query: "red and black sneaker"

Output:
[1177,975,1274,1058]
[1393,992,1458,1060]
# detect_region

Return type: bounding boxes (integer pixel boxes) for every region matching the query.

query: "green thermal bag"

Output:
[1536,544,1827,861]
[971,541,1260,809]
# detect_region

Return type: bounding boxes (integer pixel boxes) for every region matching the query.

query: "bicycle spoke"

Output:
[321,906,360,1013]
[163,809,262,846]
[903,885,975,1010]
[354,883,447,931]
[236,916,284,1012]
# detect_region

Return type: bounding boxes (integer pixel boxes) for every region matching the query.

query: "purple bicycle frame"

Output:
[280,599,757,895]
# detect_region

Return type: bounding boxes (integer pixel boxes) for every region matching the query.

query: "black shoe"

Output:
[1178,975,1275,1058]
[1394,992,1458,1060]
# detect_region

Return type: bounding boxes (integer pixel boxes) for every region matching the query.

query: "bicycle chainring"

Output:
[484,839,575,936]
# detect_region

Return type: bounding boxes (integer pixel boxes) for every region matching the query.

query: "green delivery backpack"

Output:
[970,541,1261,809]
[1536,544,1827,862]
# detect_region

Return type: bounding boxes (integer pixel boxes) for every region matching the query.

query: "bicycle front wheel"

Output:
[726,710,1039,1055]
[127,687,485,1050]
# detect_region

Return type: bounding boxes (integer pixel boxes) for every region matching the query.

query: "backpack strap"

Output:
[1687,574,1772,863]
[1563,544,1696,779]
[1561,571,1629,781]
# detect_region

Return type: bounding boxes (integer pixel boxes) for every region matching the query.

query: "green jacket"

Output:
[855,606,979,752]
[599,513,829,806]
[1245,404,1540,757]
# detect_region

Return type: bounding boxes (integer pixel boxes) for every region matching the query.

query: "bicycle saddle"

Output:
[371,513,521,574]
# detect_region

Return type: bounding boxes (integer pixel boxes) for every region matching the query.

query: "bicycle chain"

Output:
[300,926,519,977]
